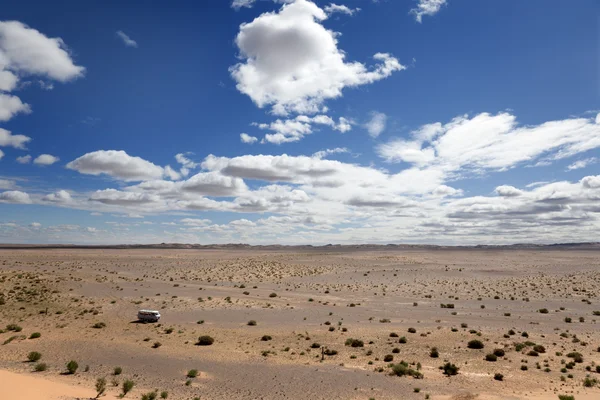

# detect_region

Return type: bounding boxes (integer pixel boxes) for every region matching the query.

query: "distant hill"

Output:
[0,242,599,251]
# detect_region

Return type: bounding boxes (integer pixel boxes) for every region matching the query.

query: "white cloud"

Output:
[364,111,387,138]
[581,175,600,189]
[33,153,59,166]
[495,185,523,197]
[29,222,41,228]
[42,190,73,203]
[179,171,248,196]
[0,21,85,82]
[567,157,597,171]
[163,165,181,180]
[258,114,353,144]
[0,179,15,189]
[432,185,463,197]
[180,218,212,226]
[232,0,256,10]
[0,148,3,160]
[324,3,360,15]
[116,30,138,47]
[66,150,166,181]
[0,128,31,149]
[377,112,600,175]
[90,189,161,206]
[312,147,348,159]
[0,190,31,204]
[0,93,31,121]
[410,0,447,23]
[16,154,31,164]
[240,133,258,144]
[230,0,404,115]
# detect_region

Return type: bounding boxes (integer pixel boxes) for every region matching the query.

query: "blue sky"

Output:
[0,0,598,244]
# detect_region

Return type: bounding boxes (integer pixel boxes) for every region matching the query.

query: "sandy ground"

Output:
[0,248,599,400]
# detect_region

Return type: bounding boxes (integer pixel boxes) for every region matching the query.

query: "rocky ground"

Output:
[0,248,599,400]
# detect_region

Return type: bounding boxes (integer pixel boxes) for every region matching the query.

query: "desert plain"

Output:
[0,246,599,400]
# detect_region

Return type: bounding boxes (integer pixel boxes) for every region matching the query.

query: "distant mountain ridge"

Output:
[0,242,599,250]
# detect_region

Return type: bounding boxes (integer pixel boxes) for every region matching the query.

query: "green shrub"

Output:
[269,293,277,298]
[399,336,407,344]
[95,377,107,398]
[485,354,498,362]
[557,396,574,400]
[261,335,272,341]
[29,332,41,339]
[467,340,484,349]
[407,327,417,333]
[141,391,158,400]
[6,324,22,332]
[197,336,214,346]
[441,362,459,376]
[533,345,546,353]
[344,338,364,347]
[152,342,162,348]
[493,348,505,357]
[494,373,504,381]
[113,366,122,375]
[160,391,168,399]
[383,354,394,362]
[66,360,78,374]
[430,347,439,358]
[390,361,423,379]
[27,351,42,362]
[34,362,47,372]
[247,320,257,326]
[122,379,135,396]
[92,322,106,329]
[187,369,198,378]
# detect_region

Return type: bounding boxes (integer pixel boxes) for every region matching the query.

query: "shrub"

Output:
[493,348,505,357]
[95,377,107,398]
[494,373,504,381]
[152,342,162,348]
[6,324,22,332]
[141,391,158,400]
[269,293,277,298]
[187,369,198,378]
[247,320,257,326]
[160,391,168,399]
[521,365,528,371]
[399,336,407,344]
[389,332,398,338]
[533,345,546,353]
[557,396,574,400]
[567,352,583,363]
[66,360,78,374]
[344,338,364,347]
[311,342,321,349]
[27,351,42,362]
[122,379,135,396]
[527,350,539,357]
[383,354,394,362]
[113,366,122,375]
[29,332,41,339]
[323,349,338,356]
[197,320,204,324]
[34,362,47,372]
[430,347,439,358]
[261,335,272,341]
[583,377,598,387]
[467,340,484,349]
[407,327,417,333]
[539,308,549,314]
[390,361,423,379]
[564,317,572,323]
[92,322,106,329]
[441,362,459,376]
[392,347,400,354]
[485,354,498,362]
[197,336,214,346]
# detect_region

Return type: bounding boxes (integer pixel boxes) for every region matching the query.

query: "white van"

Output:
[137,309,161,322]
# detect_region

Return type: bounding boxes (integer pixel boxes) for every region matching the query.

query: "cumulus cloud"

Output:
[432,185,463,197]
[232,0,256,9]
[116,30,138,47]
[230,0,404,115]
[365,111,387,138]
[324,3,360,15]
[90,189,161,206]
[66,150,166,181]
[0,179,15,189]
[567,157,597,171]
[0,20,84,124]
[42,190,73,203]
[0,190,31,204]
[0,128,31,149]
[240,133,258,144]
[33,153,59,166]
[410,0,447,23]
[16,154,31,164]
[180,171,248,197]
[257,114,352,144]
[0,93,31,121]
[312,147,349,159]
[581,175,600,189]
[377,112,600,176]
[495,185,523,197]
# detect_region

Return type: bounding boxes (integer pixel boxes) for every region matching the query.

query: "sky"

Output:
[0,0,598,245]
